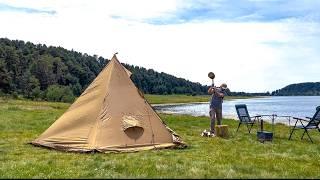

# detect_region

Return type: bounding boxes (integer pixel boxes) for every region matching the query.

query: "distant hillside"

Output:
[272,82,320,96]
[0,38,209,102]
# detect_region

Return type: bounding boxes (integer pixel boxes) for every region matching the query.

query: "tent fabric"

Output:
[31,54,186,153]
[122,115,144,131]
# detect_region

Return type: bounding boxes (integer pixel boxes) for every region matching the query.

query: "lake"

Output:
[153,96,320,125]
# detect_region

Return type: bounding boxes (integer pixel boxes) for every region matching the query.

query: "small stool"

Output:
[215,125,229,138]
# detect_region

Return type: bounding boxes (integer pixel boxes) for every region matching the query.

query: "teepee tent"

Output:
[31,54,186,153]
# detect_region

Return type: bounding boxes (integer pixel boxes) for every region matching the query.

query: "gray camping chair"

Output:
[235,104,261,133]
[289,106,320,143]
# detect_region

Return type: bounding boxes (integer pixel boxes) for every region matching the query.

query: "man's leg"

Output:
[216,108,222,125]
[209,108,216,133]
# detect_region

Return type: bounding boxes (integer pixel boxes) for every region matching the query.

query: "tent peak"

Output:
[112,52,118,59]
[111,52,121,63]
[110,53,132,77]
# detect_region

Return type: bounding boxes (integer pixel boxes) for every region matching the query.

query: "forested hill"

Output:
[0,38,209,102]
[271,82,320,96]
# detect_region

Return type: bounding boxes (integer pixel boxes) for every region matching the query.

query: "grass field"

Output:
[1,98,320,178]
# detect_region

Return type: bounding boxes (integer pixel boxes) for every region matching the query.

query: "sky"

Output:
[0,0,319,93]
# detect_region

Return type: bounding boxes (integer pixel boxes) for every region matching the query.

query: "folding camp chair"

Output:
[235,104,261,133]
[289,106,320,143]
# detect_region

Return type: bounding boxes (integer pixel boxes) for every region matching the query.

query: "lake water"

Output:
[153,96,320,125]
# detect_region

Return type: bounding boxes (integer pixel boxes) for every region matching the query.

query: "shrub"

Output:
[29,87,44,100]
[46,85,75,103]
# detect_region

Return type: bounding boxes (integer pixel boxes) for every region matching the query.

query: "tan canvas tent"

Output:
[31,54,186,153]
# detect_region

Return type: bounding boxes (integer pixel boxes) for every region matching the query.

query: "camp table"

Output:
[256,114,292,137]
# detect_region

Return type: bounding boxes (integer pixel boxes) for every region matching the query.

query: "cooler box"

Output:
[257,131,273,142]
[257,119,273,142]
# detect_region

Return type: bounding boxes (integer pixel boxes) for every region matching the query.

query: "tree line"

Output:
[0,38,275,102]
[0,38,214,102]
[271,82,320,96]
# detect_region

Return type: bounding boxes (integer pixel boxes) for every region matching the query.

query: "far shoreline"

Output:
[150,95,265,106]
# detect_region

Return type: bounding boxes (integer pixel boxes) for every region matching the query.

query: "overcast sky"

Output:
[0,0,319,92]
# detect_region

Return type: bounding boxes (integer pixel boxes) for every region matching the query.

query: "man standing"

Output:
[208,83,228,136]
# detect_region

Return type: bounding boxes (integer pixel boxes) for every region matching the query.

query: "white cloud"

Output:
[0,0,319,93]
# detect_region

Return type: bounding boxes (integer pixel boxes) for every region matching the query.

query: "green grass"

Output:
[1,98,320,178]
[145,94,254,104]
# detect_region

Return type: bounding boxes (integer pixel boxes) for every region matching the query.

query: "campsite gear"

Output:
[208,72,215,86]
[31,54,186,153]
[257,114,292,138]
[235,104,261,133]
[201,129,215,137]
[289,106,320,143]
[215,125,229,138]
[257,119,273,142]
[208,72,215,80]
